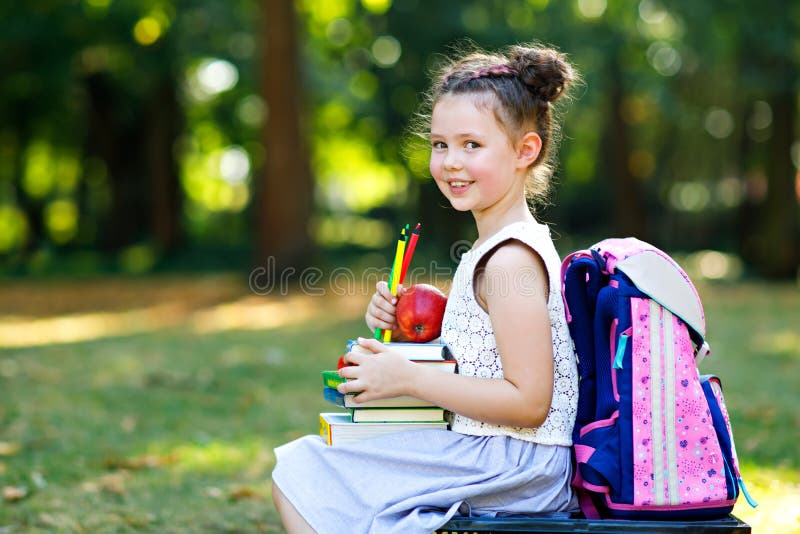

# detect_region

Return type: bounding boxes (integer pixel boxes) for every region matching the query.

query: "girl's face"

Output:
[429,94,527,215]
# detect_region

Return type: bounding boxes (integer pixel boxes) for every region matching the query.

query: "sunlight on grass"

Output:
[0,303,188,348]
[755,329,800,357]
[734,462,800,533]
[0,291,366,348]
[166,440,275,476]
[191,294,360,334]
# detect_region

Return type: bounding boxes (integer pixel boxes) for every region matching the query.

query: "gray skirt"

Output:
[272,428,577,534]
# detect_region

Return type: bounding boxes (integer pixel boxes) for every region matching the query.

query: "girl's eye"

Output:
[465,141,480,149]
[432,141,446,149]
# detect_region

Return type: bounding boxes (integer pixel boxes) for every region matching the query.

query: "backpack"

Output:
[560,237,757,520]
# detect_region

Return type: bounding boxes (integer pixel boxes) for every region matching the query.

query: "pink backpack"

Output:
[561,238,757,519]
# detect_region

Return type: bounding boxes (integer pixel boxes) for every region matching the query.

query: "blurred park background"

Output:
[1,0,799,531]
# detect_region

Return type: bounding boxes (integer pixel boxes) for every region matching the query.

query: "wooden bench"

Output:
[437,513,751,533]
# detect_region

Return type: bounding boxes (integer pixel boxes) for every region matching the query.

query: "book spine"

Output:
[323,387,346,408]
[318,414,332,446]
[322,370,345,388]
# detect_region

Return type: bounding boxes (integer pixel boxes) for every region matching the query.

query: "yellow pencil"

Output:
[383,225,409,342]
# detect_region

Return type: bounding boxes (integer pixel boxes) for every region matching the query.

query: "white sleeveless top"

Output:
[441,221,578,446]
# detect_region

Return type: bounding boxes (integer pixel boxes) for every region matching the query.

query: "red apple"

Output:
[396,284,447,343]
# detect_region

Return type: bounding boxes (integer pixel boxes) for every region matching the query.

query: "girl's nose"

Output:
[443,149,462,170]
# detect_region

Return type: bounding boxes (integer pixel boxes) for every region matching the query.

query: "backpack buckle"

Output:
[695,341,711,366]
[590,249,609,274]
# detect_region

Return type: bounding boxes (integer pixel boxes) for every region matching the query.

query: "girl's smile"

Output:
[445,180,474,195]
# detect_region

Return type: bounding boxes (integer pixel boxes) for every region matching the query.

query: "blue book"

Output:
[323,386,346,408]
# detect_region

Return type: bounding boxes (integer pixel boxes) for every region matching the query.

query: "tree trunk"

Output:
[737,11,799,279]
[749,88,799,278]
[256,0,314,270]
[84,72,148,251]
[146,77,183,251]
[11,107,44,253]
[601,50,648,239]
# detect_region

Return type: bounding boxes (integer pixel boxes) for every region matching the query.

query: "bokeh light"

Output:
[44,199,79,244]
[747,100,773,142]
[705,107,735,139]
[326,18,353,47]
[189,59,239,101]
[219,146,250,185]
[647,42,682,76]
[361,0,392,15]
[133,17,163,46]
[235,95,267,128]
[577,0,607,19]
[0,205,29,252]
[669,181,710,212]
[371,35,402,68]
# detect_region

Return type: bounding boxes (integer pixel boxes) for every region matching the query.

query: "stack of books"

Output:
[319,340,455,446]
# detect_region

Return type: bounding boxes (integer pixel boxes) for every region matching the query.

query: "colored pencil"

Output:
[374,225,407,340]
[383,225,409,342]
[398,223,421,285]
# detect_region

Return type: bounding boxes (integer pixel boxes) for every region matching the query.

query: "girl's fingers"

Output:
[350,391,371,404]
[366,307,395,331]
[370,297,396,317]
[365,280,400,336]
[357,337,385,353]
[369,304,395,324]
[337,379,361,395]
[368,295,397,321]
[366,316,394,332]
[376,281,397,305]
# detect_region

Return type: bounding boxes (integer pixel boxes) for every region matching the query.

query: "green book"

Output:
[321,370,345,389]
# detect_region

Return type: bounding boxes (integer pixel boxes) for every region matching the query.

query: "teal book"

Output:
[322,386,437,409]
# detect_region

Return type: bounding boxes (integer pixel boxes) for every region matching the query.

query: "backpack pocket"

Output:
[700,375,740,501]
[576,412,622,496]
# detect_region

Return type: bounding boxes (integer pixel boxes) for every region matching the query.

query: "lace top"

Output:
[441,221,578,446]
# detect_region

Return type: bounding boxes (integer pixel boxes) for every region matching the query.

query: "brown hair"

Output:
[418,42,579,206]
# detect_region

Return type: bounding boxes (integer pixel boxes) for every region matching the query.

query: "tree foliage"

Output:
[0,0,797,278]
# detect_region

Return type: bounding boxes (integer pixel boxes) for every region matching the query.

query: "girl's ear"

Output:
[516,131,542,169]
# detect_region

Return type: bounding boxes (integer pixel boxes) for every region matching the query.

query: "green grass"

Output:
[698,282,800,532]
[0,276,797,532]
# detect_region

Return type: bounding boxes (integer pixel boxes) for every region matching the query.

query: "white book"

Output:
[318,412,448,446]
[346,340,452,361]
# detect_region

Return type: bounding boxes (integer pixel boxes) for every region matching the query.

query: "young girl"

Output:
[272,42,580,533]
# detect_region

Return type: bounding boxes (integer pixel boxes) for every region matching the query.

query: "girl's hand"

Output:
[365,281,406,339]
[337,338,415,403]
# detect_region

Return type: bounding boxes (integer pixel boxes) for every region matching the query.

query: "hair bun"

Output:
[508,45,576,103]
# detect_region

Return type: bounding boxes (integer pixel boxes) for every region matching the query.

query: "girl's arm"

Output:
[339,241,554,429]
